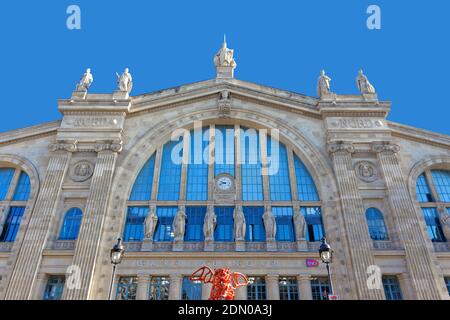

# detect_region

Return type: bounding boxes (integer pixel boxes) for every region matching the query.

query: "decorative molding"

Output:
[70,160,94,182]
[217,90,232,118]
[48,140,78,153]
[354,161,378,183]
[329,118,384,129]
[94,140,123,153]
[327,141,355,155]
[371,142,400,154]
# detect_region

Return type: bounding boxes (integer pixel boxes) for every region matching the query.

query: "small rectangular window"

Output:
[185,206,206,242]
[214,207,234,242]
[272,207,295,242]
[247,276,266,300]
[311,277,330,300]
[123,206,148,242]
[0,206,25,242]
[421,208,446,242]
[300,207,324,242]
[182,277,202,300]
[243,207,265,242]
[382,276,403,300]
[43,276,65,300]
[116,276,138,300]
[0,168,14,201]
[279,277,299,300]
[149,276,170,300]
[154,207,177,242]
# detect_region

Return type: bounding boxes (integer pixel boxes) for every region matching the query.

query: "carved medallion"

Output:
[71,160,94,182]
[354,161,378,182]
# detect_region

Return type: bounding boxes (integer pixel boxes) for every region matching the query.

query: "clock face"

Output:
[216,176,233,191]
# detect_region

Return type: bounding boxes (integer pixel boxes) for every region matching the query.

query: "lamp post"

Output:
[318,237,334,299]
[109,238,125,300]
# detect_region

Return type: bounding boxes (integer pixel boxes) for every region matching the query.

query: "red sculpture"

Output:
[190,266,249,300]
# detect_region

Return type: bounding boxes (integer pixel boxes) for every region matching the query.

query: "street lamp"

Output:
[109,238,125,300]
[318,237,334,298]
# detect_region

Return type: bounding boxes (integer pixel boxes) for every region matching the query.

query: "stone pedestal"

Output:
[172,240,184,252]
[296,240,308,251]
[141,239,154,251]
[216,66,234,79]
[204,240,214,252]
[266,240,277,252]
[71,90,87,100]
[235,240,245,252]
[112,90,129,100]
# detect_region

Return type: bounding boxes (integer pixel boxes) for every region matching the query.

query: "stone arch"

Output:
[407,155,450,203]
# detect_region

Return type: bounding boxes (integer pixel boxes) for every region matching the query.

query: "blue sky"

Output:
[0,1,449,135]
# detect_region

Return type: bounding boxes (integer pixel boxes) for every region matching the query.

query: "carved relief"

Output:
[327,141,355,155]
[354,161,378,183]
[217,90,232,118]
[330,118,384,129]
[70,160,94,182]
[48,141,78,153]
[64,117,118,127]
[372,142,400,154]
[94,140,123,153]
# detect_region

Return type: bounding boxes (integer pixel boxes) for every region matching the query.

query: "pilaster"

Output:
[265,274,280,300]
[136,274,149,300]
[168,274,182,300]
[297,274,313,300]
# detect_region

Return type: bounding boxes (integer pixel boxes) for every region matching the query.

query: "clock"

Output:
[216,176,233,191]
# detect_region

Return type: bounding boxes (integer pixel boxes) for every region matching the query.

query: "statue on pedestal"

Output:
[172,205,186,241]
[116,68,133,93]
[317,70,331,98]
[438,207,450,241]
[263,206,276,241]
[204,205,217,241]
[144,206,158,240]
[356,69,376,94]
[233,205,246,241]
[293,205,307,241]
[214,35,237,68]
[76,68,93,92]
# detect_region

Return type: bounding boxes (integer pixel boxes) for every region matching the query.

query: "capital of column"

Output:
[371,142,400,154]
[296,274,313,282]
[266,274,279,281]
[48,140,78,153]
[94,140,123,153]
[327,141,355,155]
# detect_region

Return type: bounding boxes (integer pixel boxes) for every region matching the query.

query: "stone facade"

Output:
[0,44,449,300]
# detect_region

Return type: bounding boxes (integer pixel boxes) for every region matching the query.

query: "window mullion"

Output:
[259,130,270,203]
[235,124,242,202]
[424,170,440,202]
[207,125,215,201]
[5,169,21,201]
[150,147,163,201]
[287,148,299,202]
[179,130,190,202]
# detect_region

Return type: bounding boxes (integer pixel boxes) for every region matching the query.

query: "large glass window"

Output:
[279,277,299,300]
[12,172,30,201]
[116,276,138,300]
[149,276,170,300]
[416,173,433,202]
[187,128,209,201]
[158,138,183,201]
[365,207,389,241]
[382,276,403,300]
[214,207,234,242]
[0,207,25,242]
[294,155,319,201]
[247,277,266,300]
[421,208,446,242]
[123,207,148,242]
[301,207,324,242]
[311,278,330,300]
[243,206,265,242]
[185,206,206,242]
[182,277,202,300]
[267,137,291,201]
[43,276,65,300]
[129,155,155,201]
[154,207,177,242]
[431,170,450,202]
[241,128,264,201]
[215,125,235,177]
[0,168,14,200]
[272,207,294,242]
[59,208,83,240]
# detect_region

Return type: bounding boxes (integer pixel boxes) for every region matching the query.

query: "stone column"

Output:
[235,284,247,300]
[32,273,48,300]
[4,142,75,300]
[63,142,121,300]
[372,142,447,299]
[327,142,384,299]
[169,274,183,300]
[266,274,280,300]
[136,274,149,300]
[297,274,313,300]
[202,283,212,300]
[397,272,416,300]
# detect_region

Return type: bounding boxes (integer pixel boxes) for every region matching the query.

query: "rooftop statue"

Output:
[317,70,331,98]
[214,35,237,68]
[356,69,376,94]
[116,68,133,94]
[76,68,93,92]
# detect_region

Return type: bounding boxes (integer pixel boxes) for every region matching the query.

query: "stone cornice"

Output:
[388,121,450,149]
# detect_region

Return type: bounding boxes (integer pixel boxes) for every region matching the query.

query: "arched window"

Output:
[0,168,31,243]
[415,169,450,242]
[123,125,323,248]
[365,208,389,241]
[59,208,83,240]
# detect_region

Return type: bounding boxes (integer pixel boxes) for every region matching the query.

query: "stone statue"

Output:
[0,206,6,231]
[144,206,158,240]
[204,205,217,241]
[438,207,450,241]
[214,35,237,68]
[356,69,376,94]
[172,205,186,241]
[263,206,276,241]
[76,68,93,92]
[293,207,307,241]
[317,70,331,98]
[233,205,246,241]
[116,68,133,93]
